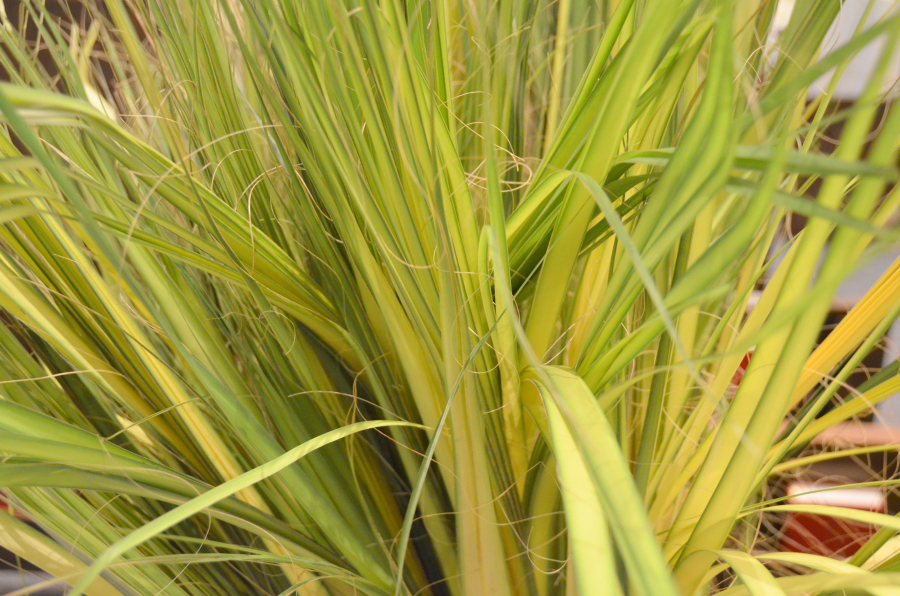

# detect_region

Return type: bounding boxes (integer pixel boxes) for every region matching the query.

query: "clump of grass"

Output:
[1,1,900,595]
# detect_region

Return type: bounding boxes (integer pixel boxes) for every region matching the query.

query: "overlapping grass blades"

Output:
[1,0,900,595]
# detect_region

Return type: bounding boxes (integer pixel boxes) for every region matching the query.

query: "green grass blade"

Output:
[67,420,418,596]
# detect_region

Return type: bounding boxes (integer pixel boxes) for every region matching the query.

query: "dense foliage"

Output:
[2,1,900,595]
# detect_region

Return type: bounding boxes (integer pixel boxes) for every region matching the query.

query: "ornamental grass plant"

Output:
[2,0,900,594]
